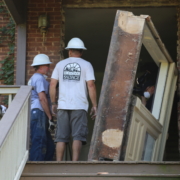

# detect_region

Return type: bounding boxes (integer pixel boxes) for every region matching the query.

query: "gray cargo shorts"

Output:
[55,110,88,145]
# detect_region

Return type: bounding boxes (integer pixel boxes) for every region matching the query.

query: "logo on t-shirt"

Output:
[63,63,81,81]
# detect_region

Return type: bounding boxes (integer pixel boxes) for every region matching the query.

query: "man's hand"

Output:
[48,119,56,132]
[90,106,97,120]
[52,104,57,116]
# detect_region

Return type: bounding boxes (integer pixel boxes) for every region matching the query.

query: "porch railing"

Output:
[0,85,32,180]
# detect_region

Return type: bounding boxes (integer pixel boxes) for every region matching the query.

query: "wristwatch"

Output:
[51,102,57,105]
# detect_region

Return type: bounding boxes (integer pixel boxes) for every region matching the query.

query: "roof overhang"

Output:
[2,0,28,24]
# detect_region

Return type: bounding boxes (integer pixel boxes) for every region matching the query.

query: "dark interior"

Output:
[65,7,178,161]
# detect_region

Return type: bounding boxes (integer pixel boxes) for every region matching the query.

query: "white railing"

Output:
[0,86,32,180]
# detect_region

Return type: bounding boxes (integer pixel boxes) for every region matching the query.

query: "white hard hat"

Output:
[65,37,87,50]
[31,54,52,66]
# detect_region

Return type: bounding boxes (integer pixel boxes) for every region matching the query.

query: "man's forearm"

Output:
[50,79,58,103]
[50,87,57,103]
[88,83,97,107]
[88,81,98,120]
[41,98,52,119]
[39,92,52,120]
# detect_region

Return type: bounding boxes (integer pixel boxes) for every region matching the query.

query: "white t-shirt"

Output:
[29,73,51,111]
[51,57,95,111]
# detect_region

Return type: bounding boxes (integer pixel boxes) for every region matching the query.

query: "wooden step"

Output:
[20,161,180,180]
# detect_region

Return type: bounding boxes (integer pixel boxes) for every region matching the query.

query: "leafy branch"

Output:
[0,2,15,85]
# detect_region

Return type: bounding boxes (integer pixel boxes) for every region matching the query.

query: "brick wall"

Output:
[0,0,13,85]
[0,0,13,106]
[26,0,62,83]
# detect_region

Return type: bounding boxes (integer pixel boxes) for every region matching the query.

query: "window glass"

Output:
[142,132,155,161]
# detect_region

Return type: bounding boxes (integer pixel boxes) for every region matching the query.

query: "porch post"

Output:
[16,24,26,85]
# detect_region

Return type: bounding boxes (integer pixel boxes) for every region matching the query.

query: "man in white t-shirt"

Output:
[50,37,97,161]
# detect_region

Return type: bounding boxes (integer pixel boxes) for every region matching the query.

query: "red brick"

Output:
[54,8,61,11]
[28,52,40,56]
[45,46,60,51]
[45,8,54,11]
[30,7,45,12]
[27,33,42,38]
[36,47,46,51]
[37,4,47,8]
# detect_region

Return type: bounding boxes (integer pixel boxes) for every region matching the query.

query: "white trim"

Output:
[142,24,167,66]
[159,63,176,125]
[157,63,177,160]
[14,150,28,180]
[151,63,169,120]
[0,88,19,94]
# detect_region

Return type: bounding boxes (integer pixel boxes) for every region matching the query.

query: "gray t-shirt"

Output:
[29,73,51,111]
[51,57,95,111]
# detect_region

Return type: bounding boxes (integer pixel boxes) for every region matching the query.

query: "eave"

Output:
[2,0,28,24]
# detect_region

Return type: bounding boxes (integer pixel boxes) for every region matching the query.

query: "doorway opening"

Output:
[65,7,177,161]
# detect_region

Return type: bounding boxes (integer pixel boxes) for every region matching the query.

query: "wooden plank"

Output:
[22,161,180,179]
[88,10,145,161]
[62,0,178,8]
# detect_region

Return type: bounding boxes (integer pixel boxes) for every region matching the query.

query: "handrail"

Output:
[0,85,21,106]
[0,86,32,180]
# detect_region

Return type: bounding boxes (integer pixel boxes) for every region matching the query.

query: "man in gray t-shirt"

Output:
[50,38,97,161]
[29,54,55,161]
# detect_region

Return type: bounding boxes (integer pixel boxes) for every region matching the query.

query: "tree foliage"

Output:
[0,2,15,85]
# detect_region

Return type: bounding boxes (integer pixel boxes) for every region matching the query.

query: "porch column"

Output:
[16,24,26,85]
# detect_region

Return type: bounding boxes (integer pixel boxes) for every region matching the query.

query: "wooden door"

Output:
[88,10,177,161]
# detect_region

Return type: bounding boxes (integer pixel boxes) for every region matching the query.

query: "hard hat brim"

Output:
[31,62,52,66]
[65,47,87,50]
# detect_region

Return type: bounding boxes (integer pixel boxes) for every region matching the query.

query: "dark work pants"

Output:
[29,109,55,161]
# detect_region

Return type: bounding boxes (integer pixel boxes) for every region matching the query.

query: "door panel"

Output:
[125,97,162,161]
[125,63,177,161]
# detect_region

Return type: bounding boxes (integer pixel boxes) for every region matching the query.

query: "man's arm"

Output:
[87,80,97,119]
[50,78,58,114]
[38,91,52,120]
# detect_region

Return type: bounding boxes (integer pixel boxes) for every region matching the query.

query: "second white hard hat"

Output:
[65,37,87,50]
[31,54,52,66]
